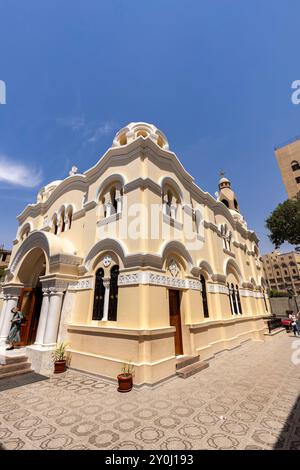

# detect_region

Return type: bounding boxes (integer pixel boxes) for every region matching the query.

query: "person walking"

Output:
[289,313,300,337]
[6,307,24,350]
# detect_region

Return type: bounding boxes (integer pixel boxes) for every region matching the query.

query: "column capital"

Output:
[49,289,64,297]
[103,278,110,289]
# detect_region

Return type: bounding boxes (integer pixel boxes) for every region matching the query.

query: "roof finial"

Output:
[69,166,78,176]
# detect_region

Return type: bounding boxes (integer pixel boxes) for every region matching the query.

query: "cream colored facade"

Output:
[275,137,300,199]
[0,122,270,385]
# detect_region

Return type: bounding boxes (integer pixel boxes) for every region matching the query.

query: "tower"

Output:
[218,172,240,212]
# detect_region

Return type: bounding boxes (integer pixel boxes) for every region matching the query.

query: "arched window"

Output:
[52,214,58,235]
[108,265,119,321]
[235,285,242,314]
[231,283,238,314]
[67,207,73,230]
[157,135,165,148]
[234,199,239,210]
[200,274,209,318]
[221,224,232,251]
[222,199,229,208]
[291,160,300,172]
[92,268,105,320]
[99,181,123,219]
[162,183,181,221]
[60,207,66,233]
[110,187,118,214]
[119,133,127,146]
[136,130,149,138]
[228,283,234,315]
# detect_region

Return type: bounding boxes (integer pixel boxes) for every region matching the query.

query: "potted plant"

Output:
[52,341,69,374]
[117,361,134,392]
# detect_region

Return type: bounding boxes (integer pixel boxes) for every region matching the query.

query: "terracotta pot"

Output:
[54,360,67,374]
[117,373,133,392]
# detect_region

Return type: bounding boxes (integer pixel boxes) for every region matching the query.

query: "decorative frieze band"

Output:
[118,272,201,290]
[239,289,264,298]
[68,279,94,291]
[207,284,229,294]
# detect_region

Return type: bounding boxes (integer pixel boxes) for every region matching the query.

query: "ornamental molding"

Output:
[124,177,162,197]
[168,259,180,278]
[207,283,229,294]
[16,137,259,245]
[103,255,112,267]
[68,278,94,291]
[118,271,201,290]
[239,289,264,298]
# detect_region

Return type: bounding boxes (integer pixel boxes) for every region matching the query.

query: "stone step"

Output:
[176,355,200,370]
[264,327,286,336]
[0,367,33,379]
[176,361,209,378]
[0,361,32,376]
[0,354,28,365]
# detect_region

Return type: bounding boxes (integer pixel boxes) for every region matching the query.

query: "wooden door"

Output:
[17,287,42,346]
[169,289,183,356]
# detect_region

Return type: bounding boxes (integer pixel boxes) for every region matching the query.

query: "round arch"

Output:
[84,238,127,273]
[198,260,214,280]
[160,240,193,272]
[224,258,243,284]
[160,176,184,204]
[96,174,126,202]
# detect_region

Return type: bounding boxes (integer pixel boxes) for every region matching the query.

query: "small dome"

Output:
[37,180,62,203]
[112,122,169,150]
[219,176,230,184]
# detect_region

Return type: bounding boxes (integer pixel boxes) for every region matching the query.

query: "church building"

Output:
[0,122,270,385]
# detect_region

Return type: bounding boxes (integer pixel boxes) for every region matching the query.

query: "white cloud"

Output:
[87,122,115,143]
[56,116,85,130]
[56,115,116,144]
[0,155,42,188]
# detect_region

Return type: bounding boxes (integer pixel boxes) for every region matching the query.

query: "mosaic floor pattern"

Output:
[0,333,300,450]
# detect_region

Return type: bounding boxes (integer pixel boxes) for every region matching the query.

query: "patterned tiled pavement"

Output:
[1,333,300,450]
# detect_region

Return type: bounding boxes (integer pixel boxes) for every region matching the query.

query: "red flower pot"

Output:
[117,373,133,392]
[54,360,67,374]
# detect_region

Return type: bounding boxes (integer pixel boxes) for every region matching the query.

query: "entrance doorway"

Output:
[168,289,183,356]
[17,286,43,346]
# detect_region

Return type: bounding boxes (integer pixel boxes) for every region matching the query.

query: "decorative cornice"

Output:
[223,248,236,258]
[97,212,121,227]
[124,177,162,196]
[118,271,201,290]
[17,175,87,224]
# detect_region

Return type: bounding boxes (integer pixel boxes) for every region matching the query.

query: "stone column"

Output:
[43,290,64,346]
[116,197,122,214]
[34,289,50,346]
[170,204,177,220]
[0,295,19,343]
[64,216,70,231]
[105,202,114,217]
[0,295,8,338]
[102,278,110,321]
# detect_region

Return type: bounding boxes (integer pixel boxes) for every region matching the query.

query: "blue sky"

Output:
[0,0,299,253]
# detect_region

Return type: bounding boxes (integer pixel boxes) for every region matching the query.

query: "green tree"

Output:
[266,193,300,248]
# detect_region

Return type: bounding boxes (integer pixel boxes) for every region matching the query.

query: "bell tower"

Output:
[218,172,240,213]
